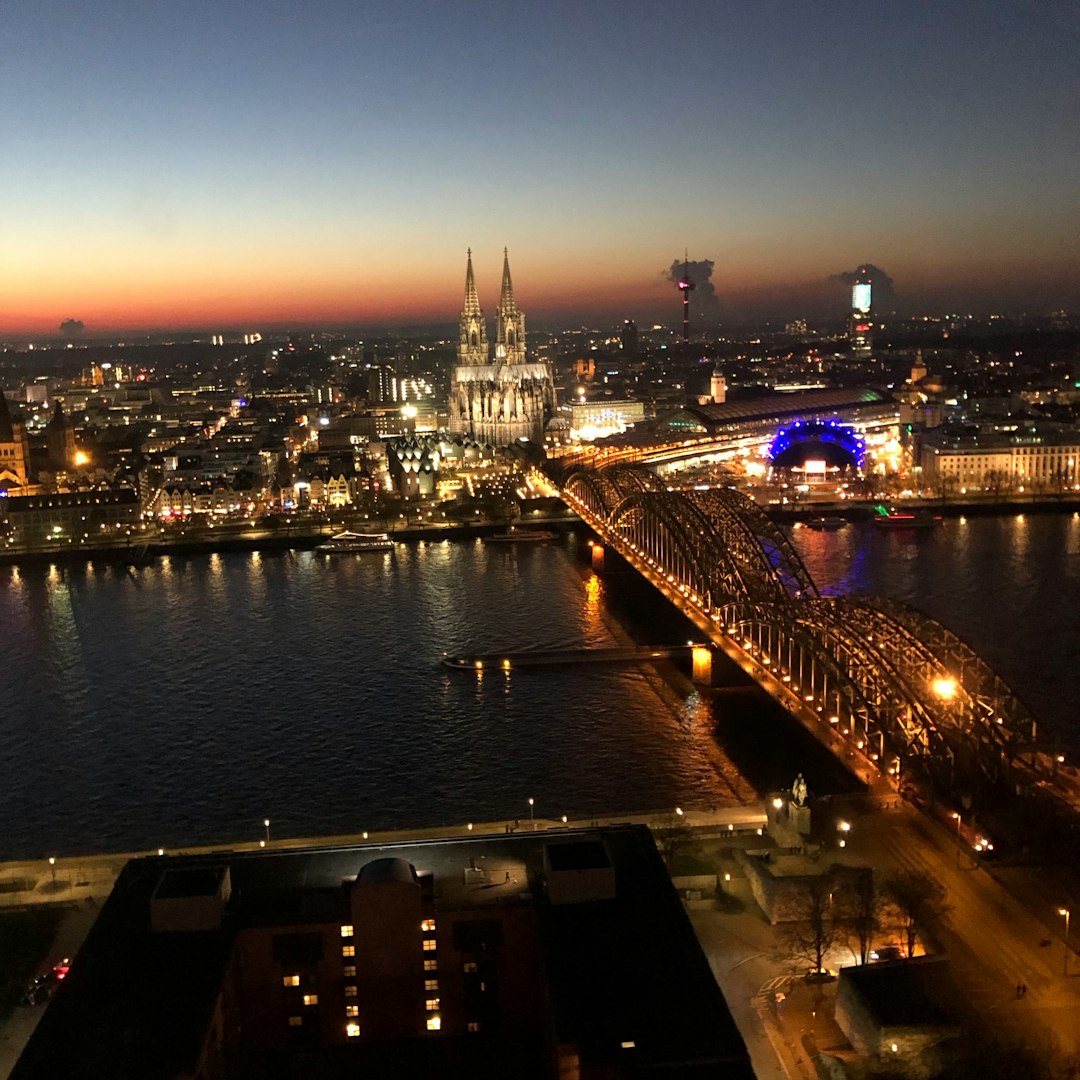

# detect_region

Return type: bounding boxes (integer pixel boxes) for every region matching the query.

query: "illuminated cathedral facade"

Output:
[448,250,554,446]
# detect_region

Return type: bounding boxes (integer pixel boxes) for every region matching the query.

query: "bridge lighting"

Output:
[932,677,958,700]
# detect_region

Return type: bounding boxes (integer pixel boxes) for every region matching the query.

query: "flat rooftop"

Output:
[12,825,752,1080]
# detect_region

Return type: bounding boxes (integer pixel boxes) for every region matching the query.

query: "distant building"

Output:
[11,826,754,1080]
[562,399,646,441]
[849,266,874,356]
[920,425,1080,490]
[448,249,555,447]
[0,489,140,542]
[0,393,32,490]
[45,400,78,472]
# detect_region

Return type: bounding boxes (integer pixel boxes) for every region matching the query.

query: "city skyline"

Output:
[3,1,1079,335]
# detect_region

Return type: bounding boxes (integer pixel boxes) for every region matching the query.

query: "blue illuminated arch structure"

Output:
[767,420,865,470]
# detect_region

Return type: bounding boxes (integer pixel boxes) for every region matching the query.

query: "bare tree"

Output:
[834,867,882,965]
[884,870,948,957]
[780,874,838,975]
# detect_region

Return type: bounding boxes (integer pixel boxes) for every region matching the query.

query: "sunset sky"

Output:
[2,1,1078,334]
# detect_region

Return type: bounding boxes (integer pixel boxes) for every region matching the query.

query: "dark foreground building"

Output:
[12,825,752,1080]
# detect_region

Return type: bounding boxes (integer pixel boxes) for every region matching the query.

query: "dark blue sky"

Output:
[2,1,1078,330]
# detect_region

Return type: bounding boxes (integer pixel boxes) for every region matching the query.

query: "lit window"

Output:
[345,985,357,997]
[425,998,440,1011]
[346,1005,358,1017]
[420,918,436,932]
[340,924,354,938]
[468,1021,480,1033]
[422,939,436,952]
[463,962,477,973]
[342,945,355,957]
[282,975,300,987]
[426,1016,441,1031]
[423,959,437,971]
[288,1016,302,1027]
[302,994,319,1006]
[343,964,356,977]
[346,1022,360,1038]
[424,979,439,992]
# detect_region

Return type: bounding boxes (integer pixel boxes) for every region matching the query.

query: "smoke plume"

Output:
[664,257,721,315]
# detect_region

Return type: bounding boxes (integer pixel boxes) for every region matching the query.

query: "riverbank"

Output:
[0,515,581,568]
[769,491,1080,523]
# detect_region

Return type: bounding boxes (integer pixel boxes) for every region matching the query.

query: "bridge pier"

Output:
[590,540,605,571]
[692,645,713,686]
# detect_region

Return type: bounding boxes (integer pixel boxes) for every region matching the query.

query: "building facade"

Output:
[0,393,32,490]
[448,250,555,447]
[921,426,1080,491]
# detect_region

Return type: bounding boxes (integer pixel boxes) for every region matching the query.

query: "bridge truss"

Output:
[563,464,1040,794]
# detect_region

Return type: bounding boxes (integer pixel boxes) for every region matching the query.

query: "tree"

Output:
[780,874,839,976]
[883,870,948,958]
[833,867,882,965]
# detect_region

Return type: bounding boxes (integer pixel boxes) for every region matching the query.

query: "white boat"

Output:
[315,531,394,553]
[484,527,556,543]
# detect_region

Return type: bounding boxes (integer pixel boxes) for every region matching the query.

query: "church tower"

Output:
[458,249,488,367]
[448,248,554,446]
[494,248,526,364]
[46,399,77,472]
[0,393,31,490]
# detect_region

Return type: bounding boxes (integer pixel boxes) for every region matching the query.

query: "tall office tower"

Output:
[620,319,638,357]
[849,265,874,356]
[448,249,555,446]
[366,363,398,403]
[0,393,31,490]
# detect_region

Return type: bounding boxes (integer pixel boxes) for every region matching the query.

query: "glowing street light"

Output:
[48,856,57,887]
[1060,908,1071,976]
[264,818,271,844]
[932,677,958,701]
[528,797,535,830]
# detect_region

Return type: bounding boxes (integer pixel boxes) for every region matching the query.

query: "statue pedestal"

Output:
[789,801,812,837]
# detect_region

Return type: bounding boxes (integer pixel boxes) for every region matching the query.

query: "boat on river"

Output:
[872,507,941,529]
[805,516,849,531]
[314,531,395,553]
[484,527,556,543]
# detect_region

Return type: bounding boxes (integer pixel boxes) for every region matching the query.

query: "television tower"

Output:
[677,250,695,344]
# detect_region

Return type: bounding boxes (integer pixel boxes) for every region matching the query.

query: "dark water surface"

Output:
[1,514,1075,858]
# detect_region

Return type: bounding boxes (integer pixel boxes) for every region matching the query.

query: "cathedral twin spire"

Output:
[459,248,525,366]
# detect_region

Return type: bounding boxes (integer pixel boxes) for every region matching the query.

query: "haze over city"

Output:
[3,0,1079,335]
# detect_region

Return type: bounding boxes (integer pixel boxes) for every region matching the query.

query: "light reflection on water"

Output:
[0,515,1073,859]
[0,541,736,858]
[790,513,1080,753]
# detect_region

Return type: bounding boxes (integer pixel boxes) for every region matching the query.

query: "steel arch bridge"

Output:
[562,464,1040,794]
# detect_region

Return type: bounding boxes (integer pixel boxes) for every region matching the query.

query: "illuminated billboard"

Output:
[852,282,872,314]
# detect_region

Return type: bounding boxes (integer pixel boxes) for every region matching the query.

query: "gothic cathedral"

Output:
[448,250,554,446]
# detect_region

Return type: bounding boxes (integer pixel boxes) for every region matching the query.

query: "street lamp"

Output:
[528,797,535,831]
[952,812,963,867]
[263,818,271,844]
[48,857,56,887]
[1060,908,1071,976]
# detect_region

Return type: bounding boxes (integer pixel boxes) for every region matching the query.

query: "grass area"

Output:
[0,908,63,1022]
